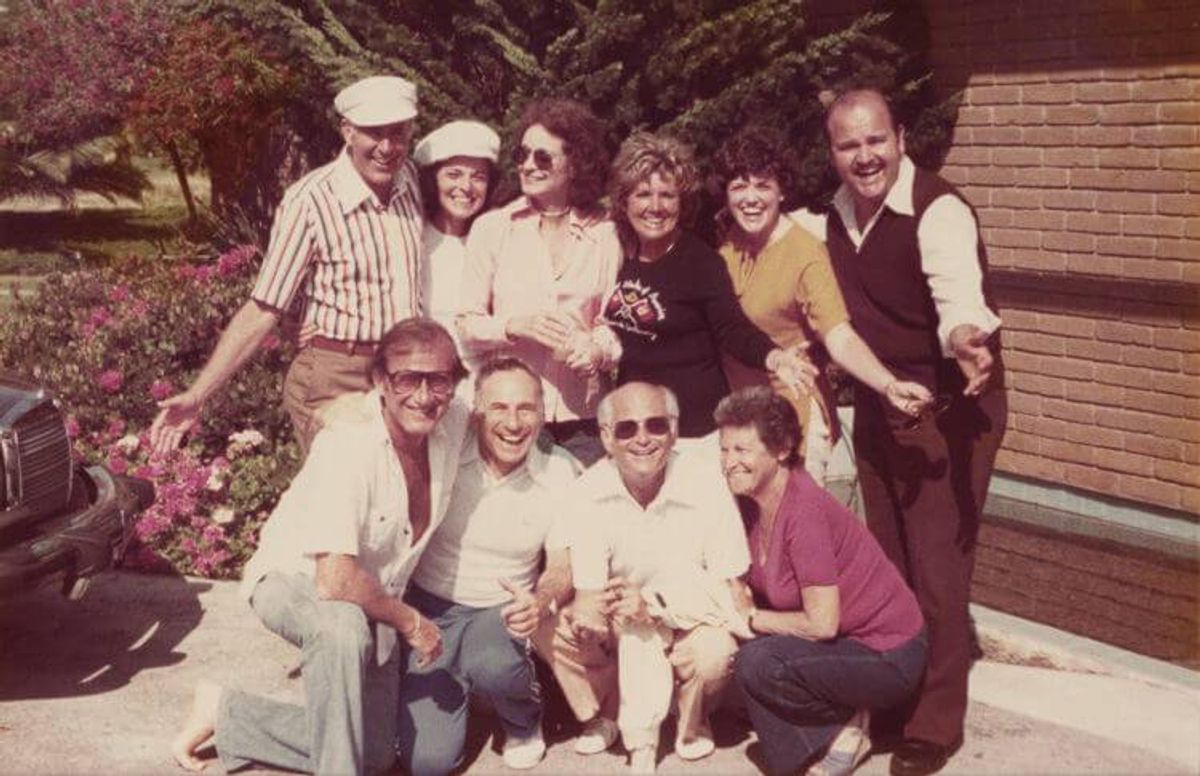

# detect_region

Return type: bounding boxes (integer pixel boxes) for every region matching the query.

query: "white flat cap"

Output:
[413,120,501,167]
[334,76,418,126]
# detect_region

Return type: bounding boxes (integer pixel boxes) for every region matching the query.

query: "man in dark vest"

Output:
[799,88,1008,776]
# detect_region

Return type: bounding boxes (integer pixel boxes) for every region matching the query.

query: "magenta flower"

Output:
[259,333,281,351]
[149,378,176,402]
[96,369,124,393]
[108,284,132,303]
[105,418,126,439]
[80,322,98,340]
[88,307,112,328]
[216,245,256,277]
[193,266,215,284]
[64,415,81,439]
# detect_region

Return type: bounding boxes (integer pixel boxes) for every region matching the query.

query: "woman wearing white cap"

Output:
[458,98,623,465]
[413,120,501,347]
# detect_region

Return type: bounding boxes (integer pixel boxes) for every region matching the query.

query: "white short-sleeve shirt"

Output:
[412,437,580,607]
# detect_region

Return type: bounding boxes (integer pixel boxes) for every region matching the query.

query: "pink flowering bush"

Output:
[0,246,301,577]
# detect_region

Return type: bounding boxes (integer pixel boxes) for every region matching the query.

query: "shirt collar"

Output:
[330,149,406,215]
[507,196,603,242]
[583,450,697,508]
[832,154,917,230]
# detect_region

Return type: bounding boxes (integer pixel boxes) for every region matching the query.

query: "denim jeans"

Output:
[214,572,401,776]
[734,630,927,774]
[396,586,541,776]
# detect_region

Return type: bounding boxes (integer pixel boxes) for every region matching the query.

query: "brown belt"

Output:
[308,335,379,357]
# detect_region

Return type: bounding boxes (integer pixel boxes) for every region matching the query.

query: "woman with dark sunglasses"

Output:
[458,98,622,464]
[600,132,814,440]
[715,387,927,776]
[713,125,931,482]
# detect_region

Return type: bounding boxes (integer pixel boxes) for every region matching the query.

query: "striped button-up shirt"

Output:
[251,150,424,342]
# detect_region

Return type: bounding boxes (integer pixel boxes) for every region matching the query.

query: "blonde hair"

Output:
[608,132,700,251]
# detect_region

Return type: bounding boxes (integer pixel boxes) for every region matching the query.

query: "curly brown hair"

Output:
[713,386,801,468]
[515,98,610,210]
[711,125,802,211]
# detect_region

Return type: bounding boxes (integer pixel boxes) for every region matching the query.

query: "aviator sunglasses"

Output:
[609,415,673,441]
[511,145,559,171]
[385,369,457,397]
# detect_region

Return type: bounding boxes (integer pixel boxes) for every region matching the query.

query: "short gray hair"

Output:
[597,382,680,429]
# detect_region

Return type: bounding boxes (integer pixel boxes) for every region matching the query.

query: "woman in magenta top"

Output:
[715,386,926,776]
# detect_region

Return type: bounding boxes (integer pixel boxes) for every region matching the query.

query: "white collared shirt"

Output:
[569,449,750,592]
[456,197,623,421]
[240,390,470,602]
[412,434,581,607]
[790,156,1001,356]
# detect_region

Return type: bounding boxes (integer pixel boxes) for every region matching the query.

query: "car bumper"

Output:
[0,465,152,598]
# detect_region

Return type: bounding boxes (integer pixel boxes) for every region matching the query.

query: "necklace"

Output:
[532,201,570,218]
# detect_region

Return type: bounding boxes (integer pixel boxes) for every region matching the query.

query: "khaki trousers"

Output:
[282,346,374,454]
[532,609,736,751]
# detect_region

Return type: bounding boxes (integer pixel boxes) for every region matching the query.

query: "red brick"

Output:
[1041,313,1098,339]
[1131,126,1197,147]
[990,146,1043,166]
[1096,407,1153,433]
[1042,438,1097,466]
[1122,387,1190,416]
[1184,264,1200,284]
[1161,149,1200,171]
[1011,249,1067,272]
[1013,210,1066,230]
[1158,195,1200,217]
[1131,80,1195,101]
[969,167,1020,186]
[1064,336,1122,361]
[992,189,1041,209]
[1046,105,1101,125]
[986,227,1041,248]
[993,106,1048,125]
[1159,103,1200,124]
[1185,442,1200,466]
[1122,345,1182,370]
[1180,488,1200,515]
[1188,217,1200,237]
[1123,215,1185,238]
[1122,300,1182,327]
[1047,67,1110,84]
[1073,169,1189,192]
[1002,309,1038,330]
[996,450,1066,481]
[1007,390,1042,414]
[1155,459,1200,487]
[1044,190,1097,210]
[1066,212,1121,235]
[1064,379,1125,405]
[1096,235,1157,257]
[976,208,1012,228]
[1004,430,1042,455]
[1015,168,1070,187]
[1044,148,1098,167]
[941,166,970,186]
[1043,231,1096,252]
[1185,352,1200,373]
[945,146,991,165]
[956,106,994,126]
[1095,448,1158,476]
[1117,474,1182,510]
[1155,239,1200,261]
[1009,370,1065,397]
[1043,397,1096,424]
[1095,192,1156,214]
[1098,103,1160,125]
[959,186,991,207]
[1076,82,1132,102]
[1003,351,1042,373]
[1023,126,1078,146]
[1062,464,1120,494]
[973,127,1025,145]
[1154,328,1199,351]
[970,85,1022,105]
[1097,148,1160,169]
[1158,372,1200,398]
[1125,432,1184,460]
[1121,258,1184,281]
[1022,83,1074,103]
[1066,254,1124,275]
[1009,330,1064,355]
[1078,126,1133,146]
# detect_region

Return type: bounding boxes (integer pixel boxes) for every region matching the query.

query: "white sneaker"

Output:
[629,745,657,774]
[573,716,619,755]
[502,729,546,770]
[674,735,715,761]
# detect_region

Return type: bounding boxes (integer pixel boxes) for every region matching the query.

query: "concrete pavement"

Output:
[1,571,1196,775]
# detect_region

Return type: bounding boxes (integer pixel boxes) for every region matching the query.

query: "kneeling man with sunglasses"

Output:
[171,319,469,776]
[540,382,752,774]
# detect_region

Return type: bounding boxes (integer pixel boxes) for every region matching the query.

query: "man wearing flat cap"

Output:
[151,75,427,455]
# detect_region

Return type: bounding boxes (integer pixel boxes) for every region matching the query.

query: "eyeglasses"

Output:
[512,145,559,171]
[899,394,952,431]
[385,369,457,397]
[609,415,673,441]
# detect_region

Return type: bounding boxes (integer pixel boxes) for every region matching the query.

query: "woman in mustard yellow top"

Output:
[714,126,930,483]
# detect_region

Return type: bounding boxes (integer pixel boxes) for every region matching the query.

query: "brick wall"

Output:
[925,0,1200,515]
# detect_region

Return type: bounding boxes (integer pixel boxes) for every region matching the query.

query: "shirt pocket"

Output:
[363,512,406,560]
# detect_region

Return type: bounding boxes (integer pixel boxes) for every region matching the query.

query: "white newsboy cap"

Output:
[334,76,418,126]
[413,120,501,167]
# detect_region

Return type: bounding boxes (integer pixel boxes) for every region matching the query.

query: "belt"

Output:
[308,335,379,357]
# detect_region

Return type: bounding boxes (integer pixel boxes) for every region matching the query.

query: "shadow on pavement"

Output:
[0,569,207,700]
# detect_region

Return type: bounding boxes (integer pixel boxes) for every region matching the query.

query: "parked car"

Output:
[0,371,153,599]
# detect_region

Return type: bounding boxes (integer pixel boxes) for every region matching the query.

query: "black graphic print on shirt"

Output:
[602,278,665,341]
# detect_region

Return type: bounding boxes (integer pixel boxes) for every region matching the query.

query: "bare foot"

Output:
[171,680,221,771]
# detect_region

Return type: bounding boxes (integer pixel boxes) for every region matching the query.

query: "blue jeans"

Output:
[396,586,541,776]
[735,630,927,774]
[215,572,401,776]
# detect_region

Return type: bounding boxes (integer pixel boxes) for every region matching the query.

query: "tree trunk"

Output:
[163,139,197,223]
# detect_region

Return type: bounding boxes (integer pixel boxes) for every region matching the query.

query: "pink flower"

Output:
[193,266,214,284]
[106,454,128,475]
[108,284,132,303]
[64,415,81,438]
[105,418,126,439]
[127,298,150,319]
[96,369,124,393]
[259,333,281,351]
[216,245,256,277]
[149,378,176,402]
[176,265,197,281]
[81,322,98,340]
[89,307,112,328]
